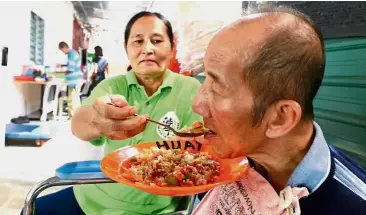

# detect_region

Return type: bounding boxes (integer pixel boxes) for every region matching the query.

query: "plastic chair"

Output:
[22,160,196,215]
[40,80,62,122]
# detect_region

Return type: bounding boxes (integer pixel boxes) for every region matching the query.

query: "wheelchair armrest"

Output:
[170,195,196,215]
[55,160,108,180]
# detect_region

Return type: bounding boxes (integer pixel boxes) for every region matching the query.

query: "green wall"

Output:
[314,37,366,167]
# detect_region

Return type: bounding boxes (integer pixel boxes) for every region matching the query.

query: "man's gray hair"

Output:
[238,5,326,125]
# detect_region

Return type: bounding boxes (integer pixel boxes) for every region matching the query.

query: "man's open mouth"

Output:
[207,129,216,134]
[204,128,217,138]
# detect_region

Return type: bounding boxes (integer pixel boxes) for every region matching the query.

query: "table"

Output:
[13,80,48,85]
[14,79,64,121]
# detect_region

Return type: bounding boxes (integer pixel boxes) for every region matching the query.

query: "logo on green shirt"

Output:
[157,111,180,139]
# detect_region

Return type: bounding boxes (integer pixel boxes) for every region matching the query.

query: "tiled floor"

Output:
[0,178,67,215]
[0,119,104,214]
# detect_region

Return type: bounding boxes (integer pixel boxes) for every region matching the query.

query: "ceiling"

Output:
[72,1,155,30]
[70,1,243,67]
[72,1,157,46]
[70,1,242,48]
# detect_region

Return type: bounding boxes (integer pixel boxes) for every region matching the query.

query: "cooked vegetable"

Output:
[179,121,206,134]
[119,147,221,187]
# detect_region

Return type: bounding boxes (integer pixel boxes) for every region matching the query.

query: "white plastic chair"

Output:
[40,80,62,122]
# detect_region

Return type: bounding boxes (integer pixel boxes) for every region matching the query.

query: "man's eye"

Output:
[133,40,143,44]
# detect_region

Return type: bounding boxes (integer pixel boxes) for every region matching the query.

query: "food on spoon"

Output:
[120,147,221,187]
[179,121,206,134]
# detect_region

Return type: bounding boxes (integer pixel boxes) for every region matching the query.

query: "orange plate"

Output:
[101,139,248,196]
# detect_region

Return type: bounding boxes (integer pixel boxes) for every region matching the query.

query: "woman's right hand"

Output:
[91,95,149,140]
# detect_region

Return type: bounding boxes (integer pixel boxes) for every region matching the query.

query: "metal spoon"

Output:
[106,102,205,138]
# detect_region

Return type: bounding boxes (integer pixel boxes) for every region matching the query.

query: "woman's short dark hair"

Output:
[94,46,103,57]
[124,11,174,48]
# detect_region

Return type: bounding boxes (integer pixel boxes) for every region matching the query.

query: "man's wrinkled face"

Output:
[192,28,267,159]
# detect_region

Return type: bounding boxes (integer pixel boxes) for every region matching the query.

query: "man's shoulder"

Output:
[300,176,366,214]
[330,145,366,182]
[68,49,76,55]
[68,49,80,59]
[329,145,366,200]
[300,146,366,214]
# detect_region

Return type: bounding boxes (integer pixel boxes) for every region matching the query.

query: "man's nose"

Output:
[192,88,211,118]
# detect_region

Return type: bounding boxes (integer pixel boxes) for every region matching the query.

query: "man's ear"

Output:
[264,100,302,138]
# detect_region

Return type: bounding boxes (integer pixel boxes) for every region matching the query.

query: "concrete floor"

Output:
[0,178,67,215]
[0,119,104,214]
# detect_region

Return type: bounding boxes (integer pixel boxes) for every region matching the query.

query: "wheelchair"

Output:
[22,160,196,215]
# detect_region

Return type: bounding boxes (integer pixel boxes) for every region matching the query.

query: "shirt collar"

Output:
[125,69,176,90]
[286,121,332,193]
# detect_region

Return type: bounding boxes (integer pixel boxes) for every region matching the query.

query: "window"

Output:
[30,11,44,65]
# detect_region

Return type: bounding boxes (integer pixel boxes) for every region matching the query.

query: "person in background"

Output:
[191,6,366,215]
[88,45,109,95]
[58,41,83,118]
[23,12,202,215]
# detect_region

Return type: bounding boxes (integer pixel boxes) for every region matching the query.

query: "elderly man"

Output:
[192,7,366,215]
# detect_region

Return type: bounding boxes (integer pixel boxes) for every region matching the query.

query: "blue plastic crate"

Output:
[56,160,107,180]
[5,124,51,139]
